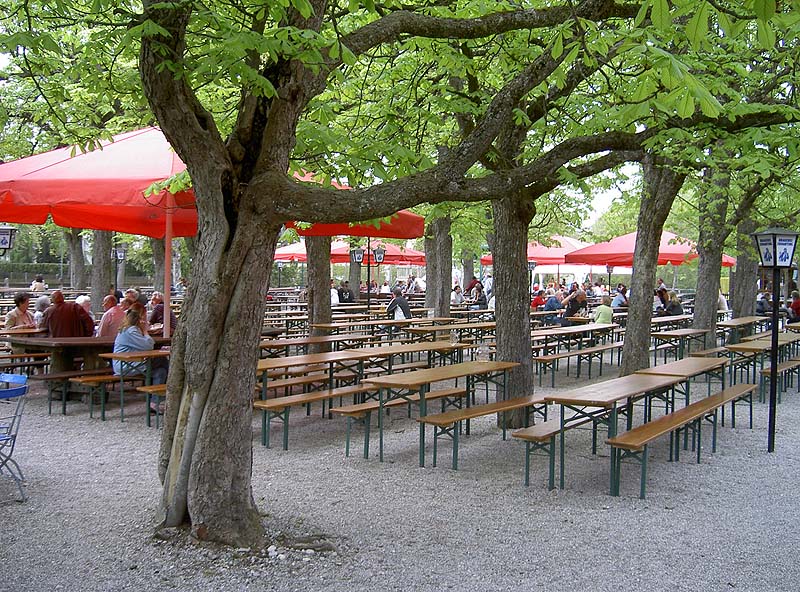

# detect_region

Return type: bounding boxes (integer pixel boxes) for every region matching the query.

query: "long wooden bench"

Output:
[332,388,468,458]
[533,341,624,387]
[136,383,167,428]
[606,383,757,499]
[70,373,145,421]
[253,384,378,450]
[416,394,547,470]
[512,413,596,490]
[29,367,114,416]
[759,357,800,403]
[689,346,727,358]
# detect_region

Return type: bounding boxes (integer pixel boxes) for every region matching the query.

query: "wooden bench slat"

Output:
[607,384,757,452]
[417,394,546,427]
[331,387,468,418]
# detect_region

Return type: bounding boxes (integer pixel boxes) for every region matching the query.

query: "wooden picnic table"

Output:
[99,349,170,386]
[725,334,800,383]
[544,373,687,491]
[650,328,710,358]
[718,315,771,344]
[404,321,496,342]
[530,323,617,352]
[258,332,377,357]
[6,335,170,373]
[311,318,414,336]
[649,314,693,329]
[362,360,519,466]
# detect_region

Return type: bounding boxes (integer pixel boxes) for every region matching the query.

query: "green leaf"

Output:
[551,31,563,59]
[677,91,695,118]
[754,0,777,21]
[757,19,776,48]
[291,0,313,19]
[651,0,671,30]
[341,44,357,66]
[635,0,650,27]
[686,3,709,50]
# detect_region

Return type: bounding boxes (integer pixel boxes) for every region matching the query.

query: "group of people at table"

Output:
[3,288,174,385]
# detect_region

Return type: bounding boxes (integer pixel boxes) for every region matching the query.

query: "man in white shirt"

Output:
[330,279,340,306]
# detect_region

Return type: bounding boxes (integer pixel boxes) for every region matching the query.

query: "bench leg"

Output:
[345,417,352,457]
[363,411,372,459]
[282,407,290,451]
[639,445,648,500]
[452,422,459,471]
[524,442,531,486]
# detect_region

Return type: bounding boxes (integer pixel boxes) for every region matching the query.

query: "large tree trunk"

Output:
[731,218,759,317]
[348,258,361,299]
[424,217,452,317]
[158,202,282,547]
[90,231,113,311]
[461,249,474,289]
[307,236,333,353]
[65,228,87,289]
[620,157,685,375]
[492,196,534,426]
[151,238,166,294]
[693,168,729,349]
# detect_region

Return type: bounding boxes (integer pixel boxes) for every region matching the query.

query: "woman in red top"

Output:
[789,291,800,323]
[530,290,547,309]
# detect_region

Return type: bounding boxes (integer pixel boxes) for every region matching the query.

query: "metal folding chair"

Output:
[0,373,28,502]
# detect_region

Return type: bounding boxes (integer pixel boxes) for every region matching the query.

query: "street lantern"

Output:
[276,261,285,287]
[372,246,386,264]
[111,242,128,291]
[349,247,365,264]
[752,227,799,453]
[527,260,538,294]
[0,225,18,256]
[606,264,614,290]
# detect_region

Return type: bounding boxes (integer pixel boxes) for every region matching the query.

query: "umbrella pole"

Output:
[163,193,174,338]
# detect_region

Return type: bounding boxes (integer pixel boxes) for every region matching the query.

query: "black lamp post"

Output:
[111,242,128,290]
[606,264,614,291]
[276,261,284,287]
[527,260,538,296]
[752,227,799,452]
[0,225,18,257]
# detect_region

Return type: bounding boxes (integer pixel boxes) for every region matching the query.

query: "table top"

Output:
[0,327,46,337]
[362,360,519,389]
[634,356,727,379]
[649,314,693,326]
[99,350,171,362]
[256,341,473,372]
[718,316,767,328]
[6,335,171,348]
[259,333,375,349]
[726,335,800,353]
[544,373,685,407]
[311,319,415,330]
[651,328,710,338]
[405,321,496,334]
[530,323,617,338]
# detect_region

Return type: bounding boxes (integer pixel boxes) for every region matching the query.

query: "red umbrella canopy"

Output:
[480,235,589,265]
[0,128,197,238]
[285,209,424,239]
[329,241,426,265]
[564,231,736,267]
[273,240,351,263]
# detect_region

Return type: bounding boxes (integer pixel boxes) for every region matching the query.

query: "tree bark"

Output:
[424,217,452,316]
[307,236,333,353]
[151,238,166,294]
[65,228,87,289]
[461,249,475,289]
[693,168,729,349]
[731,218,759,317]
[620,156,685,375]
[90,231,113,310]
[492,195,534,426]
[348,257,361,298]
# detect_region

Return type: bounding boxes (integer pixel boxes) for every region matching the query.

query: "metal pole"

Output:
[366,237,372,310]
[768,266,780,452]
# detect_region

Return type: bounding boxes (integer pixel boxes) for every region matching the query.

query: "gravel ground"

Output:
[2,367,800,592]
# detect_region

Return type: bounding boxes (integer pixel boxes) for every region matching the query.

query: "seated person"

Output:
[384,288,412,333]
[658,291,684,316]
[789,291,800,324]
[560,289,587,326]
[592,295,613,324]
[113,304,169,385]
[542,289,563,325]
[148,291,179,336]
[530,290,547,310]
[469,285,488,310]
[756,292,773,315]
[611,286,629,308]
[4,292,35,329]
[450,285,465,305]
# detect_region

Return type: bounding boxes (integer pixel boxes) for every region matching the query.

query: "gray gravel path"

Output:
[2,371,799,592]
